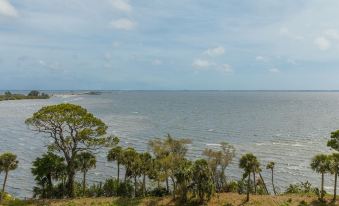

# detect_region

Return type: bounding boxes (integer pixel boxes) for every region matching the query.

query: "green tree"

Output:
[121,148,140,197]
[139,152,152,196]
[148,134,191,195]
[191,159,214,204]
[107,146,123,183]
[239,153,258,202]
[25,103,113,197]
[329,153,339,202]
[328,130,339,151]
[28,90,40,96]
[203,142,235,192]
[75,152,96,196]
[4,91,11,96]
[174,158,193,203]
[310,154,330,201]
[0,152,19,201]
[31,152,66,198]
[266,161,276,195]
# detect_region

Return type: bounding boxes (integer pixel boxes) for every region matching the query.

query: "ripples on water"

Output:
[0,91,338,197]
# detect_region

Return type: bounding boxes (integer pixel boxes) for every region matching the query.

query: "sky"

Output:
[1,0,339,90]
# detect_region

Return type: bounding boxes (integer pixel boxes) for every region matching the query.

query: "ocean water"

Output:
[0,91,339,198]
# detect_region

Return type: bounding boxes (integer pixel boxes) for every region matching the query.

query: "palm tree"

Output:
[75,152,96,196]
[0,152,19,201]
[266,161,276,195]
[310,154,330,201]
[329,153,339,202]
[107,146,123,183]
[239,153,258,202]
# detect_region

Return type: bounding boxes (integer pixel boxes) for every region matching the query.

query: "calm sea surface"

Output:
[1,91,339,197]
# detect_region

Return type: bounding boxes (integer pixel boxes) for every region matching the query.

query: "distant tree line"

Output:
[0,90,49,101]
[1,103,339,205]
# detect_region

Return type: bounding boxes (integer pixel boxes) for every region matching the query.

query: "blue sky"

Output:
[1,0,339,90]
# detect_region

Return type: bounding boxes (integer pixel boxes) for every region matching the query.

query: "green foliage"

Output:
[191,159,214,203]
[149,187,169,197]
[285,181,316,194]
[28,90,40,96]
[203,142,235,192]
[0,152,19,201]
[26,103,110,197]
[4,91,11,96]
[31,152,66,198]
[328,130,339,151]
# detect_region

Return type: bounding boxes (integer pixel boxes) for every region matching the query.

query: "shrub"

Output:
[285,181,316,194]
[149,187,169,197]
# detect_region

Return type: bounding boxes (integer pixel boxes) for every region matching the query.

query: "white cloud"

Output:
[0,0,18,17]
[219,64,233,73]
[109,0,132,12]
[110,18,136,30]
[269,68,280,73]
[204,46,225,56]
[192,59,212,68]
[324,29,339,40]
[255,56,266,61]
[314,36,330,50]
[279,26,304,40]
[152,59,162,65]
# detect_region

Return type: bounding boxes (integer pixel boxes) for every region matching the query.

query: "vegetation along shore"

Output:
[1,103,339,205]
[0,91,49,101]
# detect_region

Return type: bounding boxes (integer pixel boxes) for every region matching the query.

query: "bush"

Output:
[285,181,316,194]
[103,178,119,197]
[225,181,238,193]
[87,182,104,197]
[149,187,169,197]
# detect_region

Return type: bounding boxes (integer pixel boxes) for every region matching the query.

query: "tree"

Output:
[148,134,191,195]
[25,103,114,197]
[310,154,330,201]
[139,152,152,196]
[191,159,214,204]
[31,152,66,198]
[266,161,276,195]
[4,91,11,96]
[174,158,193,203]
[203,142,235,192]
[28,90,40,96]
[329,153,339,202]
[328,130,339,151]
[121,147,140,197]
[107,146,123,183]
[75,152,96,196]
[239,153,258,202]
[0,152,19,201]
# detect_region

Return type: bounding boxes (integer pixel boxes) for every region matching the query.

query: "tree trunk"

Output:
[117,162,120,184]
[246,174,250,202]
[334,169,337,202]
[321,172,324,201]
[134,176,137,198]
[66,169,75,198]
[166,178,169,192]
[259,172,269,195]
[253,172,256,194]
[170,176,176,200]
[82,171,87,196]
[142,174,146,197]
[271,169,276,195]
[1,171,8,201]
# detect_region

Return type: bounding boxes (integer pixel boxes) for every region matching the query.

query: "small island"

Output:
[0,90,50,101]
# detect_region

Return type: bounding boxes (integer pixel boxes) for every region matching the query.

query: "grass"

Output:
[1,193,339,206]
